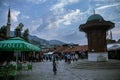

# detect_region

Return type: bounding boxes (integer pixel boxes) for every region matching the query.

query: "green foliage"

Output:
[14,23,29,42]
[14,23,24,37]
[0,25,7,39]
[23,28,29,42]
[106,39,116,44]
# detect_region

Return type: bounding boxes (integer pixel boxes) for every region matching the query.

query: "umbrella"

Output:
[47,52,53,54]
[0,37,40,69]
[0,37,40,51]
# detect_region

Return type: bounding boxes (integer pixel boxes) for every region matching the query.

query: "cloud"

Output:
[112,22,120,35]
[90,0,106,1]
[11,9,20,22]
[112,29,120,41]
[46,9,81,30]
[51,0,79,9]
[63,9,81,25]
[113,29,120,35]
[36,8,88,43]
[28,18,43,34]
[58,30,87,44]
[96,3,120,10]
[27,0,47,4]
[3,2,9,7]
[50,0,80,14]
[22,15,30,19]
[35,8,89,42]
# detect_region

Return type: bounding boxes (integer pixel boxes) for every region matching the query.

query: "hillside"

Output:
[10,31,66,48]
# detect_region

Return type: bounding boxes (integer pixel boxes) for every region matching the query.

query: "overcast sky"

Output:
[0,0,120,45]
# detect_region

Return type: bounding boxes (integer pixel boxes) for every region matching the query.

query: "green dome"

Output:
[87,14,104,22]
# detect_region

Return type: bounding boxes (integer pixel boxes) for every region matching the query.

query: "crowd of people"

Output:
[27,50,88,63]
[0,50,87,76]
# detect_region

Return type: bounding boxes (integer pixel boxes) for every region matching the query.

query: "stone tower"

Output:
[79,13,114,61]
[6,8,11,38]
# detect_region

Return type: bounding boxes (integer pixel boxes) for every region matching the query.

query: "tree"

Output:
[0,25,7,39]
[106,39,116,44]
[14,23,24,37]
[23,28,29,42]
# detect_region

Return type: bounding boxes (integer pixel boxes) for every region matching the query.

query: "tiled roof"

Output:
[54,45,88,53]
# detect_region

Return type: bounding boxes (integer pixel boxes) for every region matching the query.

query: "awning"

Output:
[0,37,40,52]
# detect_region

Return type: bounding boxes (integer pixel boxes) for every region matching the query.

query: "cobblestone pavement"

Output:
[17,59,120,80]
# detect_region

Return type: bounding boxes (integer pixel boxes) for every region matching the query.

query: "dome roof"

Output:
[87,14,104,22]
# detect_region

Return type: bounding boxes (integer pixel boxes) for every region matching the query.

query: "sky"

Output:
[0,0,120,45]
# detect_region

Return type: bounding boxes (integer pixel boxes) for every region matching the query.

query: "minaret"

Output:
[93,9,95,15]
[6,8,11,38]
[110,31,113,40]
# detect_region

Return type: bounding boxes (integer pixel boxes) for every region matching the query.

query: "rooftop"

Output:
[87,14,104,22]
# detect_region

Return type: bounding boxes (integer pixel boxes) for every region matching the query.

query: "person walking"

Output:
[67,54,71,64]
[53,60,57,75]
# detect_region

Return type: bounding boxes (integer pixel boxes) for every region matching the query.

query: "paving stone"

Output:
[17,59,120,80]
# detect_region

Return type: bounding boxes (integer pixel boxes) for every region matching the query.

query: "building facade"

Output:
[79,13,114,61]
